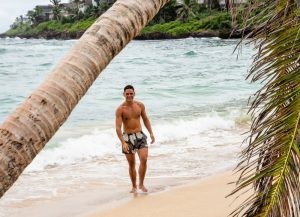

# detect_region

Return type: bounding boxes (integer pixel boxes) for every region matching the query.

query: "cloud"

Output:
[0,0,68,34]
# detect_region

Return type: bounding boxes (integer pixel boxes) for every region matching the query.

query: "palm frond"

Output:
[175,0,197,22]
[229,1,300,216]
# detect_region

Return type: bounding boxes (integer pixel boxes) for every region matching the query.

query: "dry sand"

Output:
[87,171,249,217]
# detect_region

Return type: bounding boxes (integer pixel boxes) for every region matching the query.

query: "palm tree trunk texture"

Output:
[0,0,169,198]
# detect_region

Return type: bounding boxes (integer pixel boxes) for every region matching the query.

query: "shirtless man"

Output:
[115,85,155,193]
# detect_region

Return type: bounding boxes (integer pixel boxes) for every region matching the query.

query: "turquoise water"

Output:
[0,37,255,126]
[0,37,258,217]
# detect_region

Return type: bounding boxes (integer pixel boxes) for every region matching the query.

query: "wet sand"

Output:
[1,170,251,217]
[87,171,250,217]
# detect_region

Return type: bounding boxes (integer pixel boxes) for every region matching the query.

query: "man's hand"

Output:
[150,134,155,144]
[122,142,130,154]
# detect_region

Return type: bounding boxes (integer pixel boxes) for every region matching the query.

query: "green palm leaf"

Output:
[175,0,197,22]
[229,0,300,216]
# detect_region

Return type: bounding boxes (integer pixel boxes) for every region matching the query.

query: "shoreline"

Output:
[0,168,243,217]
[86,170,249,217]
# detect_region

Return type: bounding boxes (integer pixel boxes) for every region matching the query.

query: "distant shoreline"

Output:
[0,29,246,40]
[1,10,250,41]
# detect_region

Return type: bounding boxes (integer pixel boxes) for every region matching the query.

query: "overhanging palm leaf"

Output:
[229,0,300,216]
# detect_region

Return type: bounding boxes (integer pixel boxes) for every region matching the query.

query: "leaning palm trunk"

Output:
[0,0,169,198]
[229,0,300,216]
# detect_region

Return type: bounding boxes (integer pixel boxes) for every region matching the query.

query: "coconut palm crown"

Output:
[176,0,197,22]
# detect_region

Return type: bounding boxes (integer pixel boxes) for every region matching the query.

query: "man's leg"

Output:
[137,148,148,192]
[125,153,137,193]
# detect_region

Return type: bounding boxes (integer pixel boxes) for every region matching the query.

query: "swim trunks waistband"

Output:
[124,131,144,136]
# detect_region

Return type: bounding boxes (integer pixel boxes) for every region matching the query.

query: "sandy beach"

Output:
[87,171,249,217]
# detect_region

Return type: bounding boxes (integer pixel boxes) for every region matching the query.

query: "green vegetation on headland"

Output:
[4,11,234,39]
[1,0,246,40]
[4,18,97,39]
[139,11,233,39]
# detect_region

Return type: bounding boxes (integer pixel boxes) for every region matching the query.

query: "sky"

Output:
[0,0,68,34]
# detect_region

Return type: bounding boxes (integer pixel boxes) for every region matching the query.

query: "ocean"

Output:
[0,37,258,217]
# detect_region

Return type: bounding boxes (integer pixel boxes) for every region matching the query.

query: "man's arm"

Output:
[140,103,155,144]
[115,107,129,153]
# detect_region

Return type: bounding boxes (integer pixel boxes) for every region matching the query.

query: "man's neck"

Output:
[124,100,134,106]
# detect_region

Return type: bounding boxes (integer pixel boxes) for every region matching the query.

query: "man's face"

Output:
[124,89,135,102]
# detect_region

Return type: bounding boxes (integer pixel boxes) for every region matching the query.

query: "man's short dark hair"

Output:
[124,85,134,92]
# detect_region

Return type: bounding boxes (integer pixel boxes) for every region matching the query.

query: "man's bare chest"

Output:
[122,106,141,120]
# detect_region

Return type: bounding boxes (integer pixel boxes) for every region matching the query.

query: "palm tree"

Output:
[50,0,62,21]
[0,0,169,198]
[94,0,101,7]
[50,0,61,5]
[229,0,300,216]
[151,0,177,24]
[73,0,83,14]
[10,16,24,29]
[26,6,43,26]
[176,0,197,22]
[203,0,221,10]
[225,0,229,11]
[209,0,221,10]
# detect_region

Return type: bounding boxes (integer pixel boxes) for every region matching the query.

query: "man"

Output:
[115,85,155,193]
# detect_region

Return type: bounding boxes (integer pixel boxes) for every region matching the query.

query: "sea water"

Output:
[0,37,258,216]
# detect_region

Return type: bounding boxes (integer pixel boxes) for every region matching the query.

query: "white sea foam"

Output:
[154,113,235,144]
[26,113,238,172]
[27,128,119,171]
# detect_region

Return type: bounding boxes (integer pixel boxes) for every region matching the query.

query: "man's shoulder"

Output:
[134,101,145,108]
[116,103,125,112]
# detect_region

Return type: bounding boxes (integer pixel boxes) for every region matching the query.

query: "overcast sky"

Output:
[0,0,68,33]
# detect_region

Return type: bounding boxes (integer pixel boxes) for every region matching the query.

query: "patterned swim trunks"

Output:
[122,131,148,154]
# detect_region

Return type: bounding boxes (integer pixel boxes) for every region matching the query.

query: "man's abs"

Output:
[122,118,142,134]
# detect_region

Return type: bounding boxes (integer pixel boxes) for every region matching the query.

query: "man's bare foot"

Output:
[130,187,137,193]
[139,185,148,193]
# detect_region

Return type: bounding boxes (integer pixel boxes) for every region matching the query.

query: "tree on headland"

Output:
[225,0,230,11]
[204,0,221,10]
[0,0,169,198]
[176,0,197,22]
[94,0,101,7]
[73,0,83,15]
[98,1,113,14]
[211,0,221,10]
[151,0,177,24]
[50,0,62,21]
[26,6,43,26]
[50,0,61,5]
[229,0,300,216]
[10,16,25,29]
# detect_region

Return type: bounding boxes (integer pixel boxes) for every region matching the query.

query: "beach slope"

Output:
[88,171,248,217]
